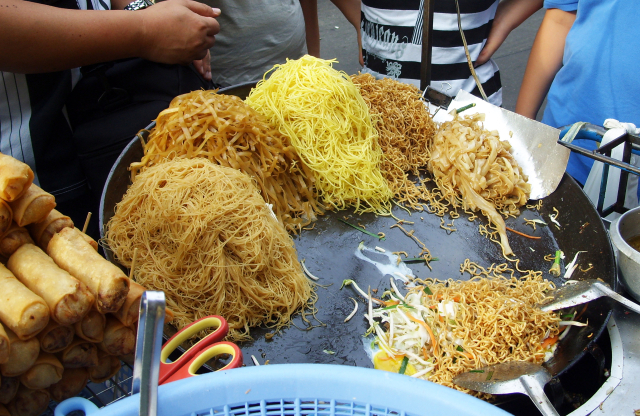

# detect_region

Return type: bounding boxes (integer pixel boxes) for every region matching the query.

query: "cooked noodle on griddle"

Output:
[368,266,559,398]
[246,56,392,214]
[351,74,436,209]
[130,90,321,233]
[105,158,312,341]
[427,113,531,256]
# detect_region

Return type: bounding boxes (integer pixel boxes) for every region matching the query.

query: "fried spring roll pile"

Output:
[0,152,177,411]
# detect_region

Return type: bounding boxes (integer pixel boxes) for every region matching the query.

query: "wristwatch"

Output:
[124,0,153,11]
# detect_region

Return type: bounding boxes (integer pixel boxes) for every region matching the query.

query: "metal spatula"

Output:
[538,280,640,313]
[453,361,559,416]
[424,90,569,200]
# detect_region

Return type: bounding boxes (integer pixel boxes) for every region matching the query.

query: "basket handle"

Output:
[54,397,100,416]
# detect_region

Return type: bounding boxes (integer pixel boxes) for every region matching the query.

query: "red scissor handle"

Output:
[159,315,229,384]
[161,342,243,384]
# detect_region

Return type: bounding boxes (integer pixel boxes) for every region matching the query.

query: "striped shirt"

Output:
[361,0,502,106]
[0,0,110,202]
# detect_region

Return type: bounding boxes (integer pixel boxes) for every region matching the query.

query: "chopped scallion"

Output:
[337,218,385,240]
[398,356,409,375]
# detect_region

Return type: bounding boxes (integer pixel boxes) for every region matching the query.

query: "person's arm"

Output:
[299,0,320,57]
[0,0,220,74]
[330,0,362,66]
[515,7,575,119]
[475,0,543,66]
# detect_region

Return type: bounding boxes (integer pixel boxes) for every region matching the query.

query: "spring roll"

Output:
[48,367,88,403]
[7,244,94,326]
[0,223,34,258]
[80,230,99,251]
[0,323,8,365]
[0,377,18,405]
[19,352,64,390]
[0,328,39,377]
[8,184,56,228]
[36,320,74,354]
[99,316,135,356]
[118,352,134,367]
[112,280,145,327]
[0,404,8,416]
[7,385,50,416]
[0,201,11,237]
[26,209,73,251]
[89,351,121,383]
[48,227,129,313]
[73,308,105,343]
[57,337,98,369]
[112,279,175,328]
[0,154,34,203]
[0,264,49,340]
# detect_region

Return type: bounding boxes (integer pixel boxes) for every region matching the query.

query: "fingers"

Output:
[192,50,211,81]
[183,0,220,18]
[202,50,211,80]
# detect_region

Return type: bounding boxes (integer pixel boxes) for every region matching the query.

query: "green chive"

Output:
[337,218,385,240]
[456,345,464,352]
[486,370,494,381]
[382,304,398,310]
[398,356,409,375]
[469,370,484,373]
[423,286,433,295]
[456,103,476,114]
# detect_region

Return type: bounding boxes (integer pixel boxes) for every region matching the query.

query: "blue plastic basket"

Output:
[54,364,511,416]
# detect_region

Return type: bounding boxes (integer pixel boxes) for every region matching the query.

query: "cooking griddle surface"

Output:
[237,175,615,376]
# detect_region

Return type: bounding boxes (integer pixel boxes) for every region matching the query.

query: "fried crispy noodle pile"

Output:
[351,74,436,209]
[427,113,531,255]
[246,56,393,214]
[369,262,559,399]
[105,158,312,342]
[130,90,321,233]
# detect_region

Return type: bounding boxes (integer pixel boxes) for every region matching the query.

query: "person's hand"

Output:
[475,23,508,67]
[138,0,220,65]
[193,49,211,81]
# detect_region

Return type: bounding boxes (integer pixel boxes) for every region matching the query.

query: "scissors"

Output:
[159,315,243,384]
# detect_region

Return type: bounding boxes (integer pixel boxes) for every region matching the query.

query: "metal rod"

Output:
[558,142,640,176]
[420,0,436,91]
[597,133,628,154]
[132,291,165,416]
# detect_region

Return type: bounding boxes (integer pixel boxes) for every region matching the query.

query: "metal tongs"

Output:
[132,291,166,416]
[538,280,640,313]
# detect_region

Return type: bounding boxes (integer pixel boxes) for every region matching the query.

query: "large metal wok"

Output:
[99,82,616,394]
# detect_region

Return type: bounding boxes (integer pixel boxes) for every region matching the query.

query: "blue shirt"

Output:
[542,0,640,185]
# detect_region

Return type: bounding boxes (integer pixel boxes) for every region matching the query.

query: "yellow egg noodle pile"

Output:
[351,74,437,209]
[130,90,321,233]
[246,55,393,214]
[369,265,559,398]
[105,158,312,342]
[427,113,531,256]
